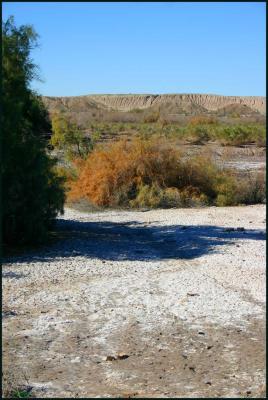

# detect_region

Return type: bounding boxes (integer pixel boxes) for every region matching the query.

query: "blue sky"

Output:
[2,2,266,96]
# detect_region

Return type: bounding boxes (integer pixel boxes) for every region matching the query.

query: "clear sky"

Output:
[2,2,266,97]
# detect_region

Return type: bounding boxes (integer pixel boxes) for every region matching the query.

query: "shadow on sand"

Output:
[3,218,266,265]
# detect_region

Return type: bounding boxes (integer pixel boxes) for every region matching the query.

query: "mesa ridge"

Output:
[43,93,266,115]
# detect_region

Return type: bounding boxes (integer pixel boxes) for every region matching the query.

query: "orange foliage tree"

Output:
[68,137,256,208]
[68,138,181,207]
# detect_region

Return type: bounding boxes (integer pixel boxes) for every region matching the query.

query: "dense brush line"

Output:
[65,138,265,209]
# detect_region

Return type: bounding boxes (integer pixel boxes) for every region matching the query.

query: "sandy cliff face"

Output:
[89,94,266,114]
[43,94,266,115]
[185,94,266,114]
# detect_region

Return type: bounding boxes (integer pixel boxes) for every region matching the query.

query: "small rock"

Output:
[207,345,213,350]
[117,353,129,360]
[205,381,212,385]
[121,393,138,399]
[3,310,16,317]
[198,331,205,335]
[106,355,116,361]
[187,293,199,297]
[189,366,196,372]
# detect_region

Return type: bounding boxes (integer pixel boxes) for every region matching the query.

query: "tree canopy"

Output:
[51,113,93,160]
[2,17,65,246]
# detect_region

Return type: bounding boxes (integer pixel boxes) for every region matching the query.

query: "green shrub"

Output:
[177,187,209,207]
[130,183,164,208]
[187,125,211,144]
[143,111,160,123]
[214,171,266,206]
[235,172,266,204]
[51,113,93,160]
[161,187,181,207]
[2,17,65,246]
[130,184,210,209]
[213,124,266,146]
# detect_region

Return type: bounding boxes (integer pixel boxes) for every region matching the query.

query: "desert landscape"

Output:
[3,90,266,397]
[43,92,266,178]
[3,205,266,398]
[2,3,266,399]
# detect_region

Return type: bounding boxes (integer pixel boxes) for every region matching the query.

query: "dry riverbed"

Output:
[2,205,266,398]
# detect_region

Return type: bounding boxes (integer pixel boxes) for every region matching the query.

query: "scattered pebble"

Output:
[105,355,116,361]
[116,353,129,360]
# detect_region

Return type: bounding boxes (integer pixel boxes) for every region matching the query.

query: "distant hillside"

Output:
[44,94,266,114]
[42,93,266,126]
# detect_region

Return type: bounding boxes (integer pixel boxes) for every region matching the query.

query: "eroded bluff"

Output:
[43,93,266,115]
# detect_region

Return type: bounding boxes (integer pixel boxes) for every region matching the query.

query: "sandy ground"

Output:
[2,205,266,398]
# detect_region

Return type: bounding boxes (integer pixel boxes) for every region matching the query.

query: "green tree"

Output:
[2,16,65,246]
[51,113,92,160]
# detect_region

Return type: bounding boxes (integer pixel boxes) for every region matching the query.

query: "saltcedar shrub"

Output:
[2,17,65,246]
[68,137,262,209]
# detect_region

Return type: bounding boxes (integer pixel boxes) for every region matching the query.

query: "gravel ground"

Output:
[2,205,266,398]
